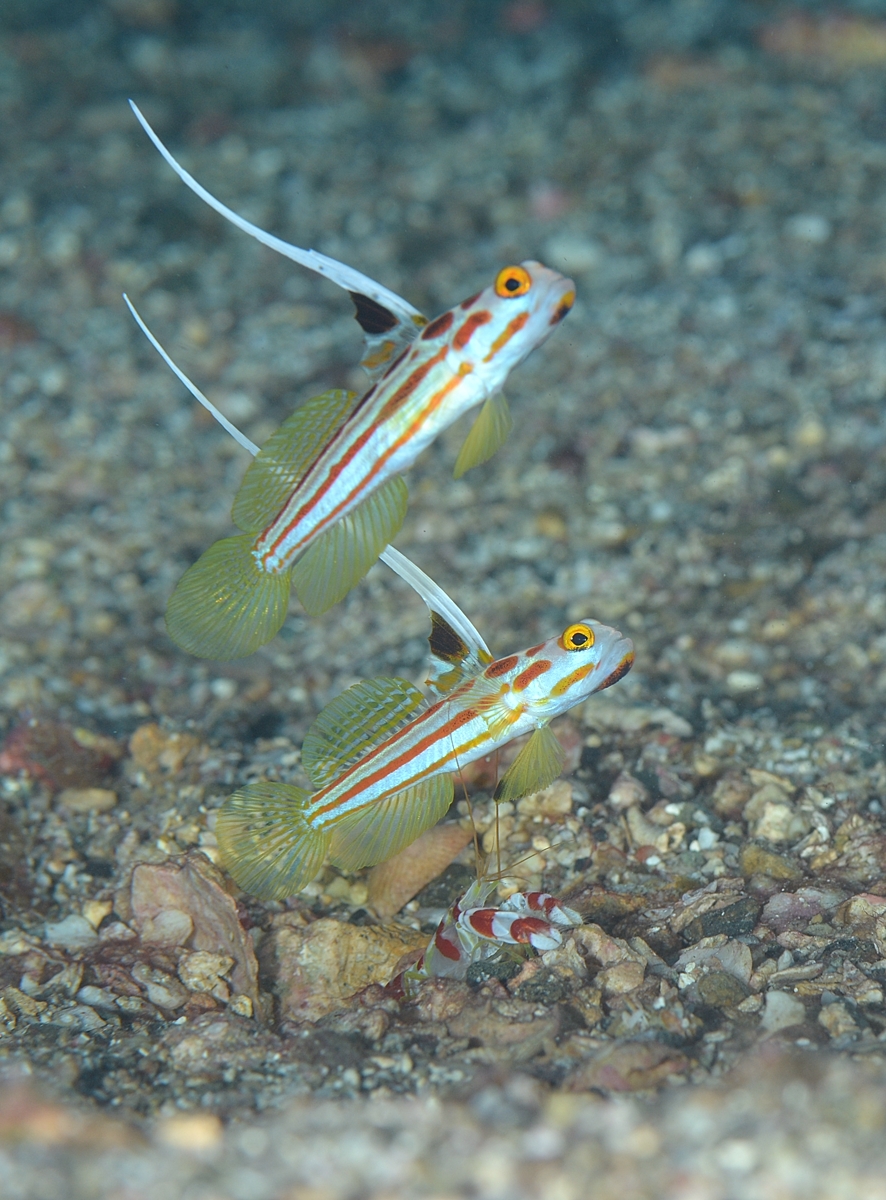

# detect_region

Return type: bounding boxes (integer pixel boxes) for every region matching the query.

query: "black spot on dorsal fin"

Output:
[349,292,399,335]
[429,610,469,664]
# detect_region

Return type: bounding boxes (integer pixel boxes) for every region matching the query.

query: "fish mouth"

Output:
[550,288,576,325]
[593,637,635,693]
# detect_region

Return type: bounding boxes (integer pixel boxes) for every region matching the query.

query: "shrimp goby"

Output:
[128,102,575,659]
[216,614,633,901]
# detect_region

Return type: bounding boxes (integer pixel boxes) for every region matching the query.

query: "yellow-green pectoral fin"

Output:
[290,476,408,616]
[328,774,455,871]
[165,533,291,660]
[453,392,513,479]
[231,389,360,534]
[216,782,329,900]
[493,724,565,804]
[302,676,426,789]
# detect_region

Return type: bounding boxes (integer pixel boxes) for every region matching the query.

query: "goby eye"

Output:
[559,622,594,651]
[495,265,532,298]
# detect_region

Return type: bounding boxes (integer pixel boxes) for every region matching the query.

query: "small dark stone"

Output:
[512,967,567,1006]
[696,970,749,1009]
[466,957,522,988]
[683,896,761,944]
[415,863,475,910]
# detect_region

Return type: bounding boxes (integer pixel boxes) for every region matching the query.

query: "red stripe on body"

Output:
[485,655,519,678]
[513,660,552,691]
[453,310,492,350]
[483,311,529,362]
[262,346,449,560]
[421,311,454,339]
[311,703,480,819]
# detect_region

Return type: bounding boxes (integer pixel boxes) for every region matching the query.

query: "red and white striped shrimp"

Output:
[128,103,575,659]
[400,880,582,995]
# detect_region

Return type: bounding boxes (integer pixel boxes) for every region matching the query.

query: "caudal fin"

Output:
[166,533,291,659]
[216,782,329,899]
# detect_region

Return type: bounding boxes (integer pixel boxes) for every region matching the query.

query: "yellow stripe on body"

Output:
[308,677,522,826]
[257,354,474,568]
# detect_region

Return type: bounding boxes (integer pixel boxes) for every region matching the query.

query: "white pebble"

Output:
[726,670,763,694]
[44,915,98,952]
[785,214,831,245]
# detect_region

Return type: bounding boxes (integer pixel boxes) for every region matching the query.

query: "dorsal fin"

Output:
[231,389,361,534]
[301,676,426,789]
[453,392,513,479]
[129,102,428,384]
[378,546,493,696]
[349,292,427,383]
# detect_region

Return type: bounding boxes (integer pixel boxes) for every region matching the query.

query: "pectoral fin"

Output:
[232,389,360,534]
[165,533,291,660]
[328,774,455,871]
[290,476,408,615]
[301,676,426,789]
[493,725,565,804]
[216,782,329,900]
[453,392,513,479]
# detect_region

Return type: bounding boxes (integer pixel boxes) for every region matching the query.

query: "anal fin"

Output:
[328,774,455,871]
[453,392,513,479]
[493,725,565,804]
[291,476,408,616]
[232,389,359,534]
[216,782,329,900]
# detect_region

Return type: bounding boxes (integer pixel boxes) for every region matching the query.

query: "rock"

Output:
[697,971,749,1009]
[156,1113,223,1153]
[56,787,117,813]
[517,779,574,818]
[675,937,753,986]
[739,844,803,883]
[131,963,189,1010]
[44,915,98,952]
[681,896,761,943]
[446,989,561,1061]
[606,771,649,811]
[128,724,203,775]
[760,990,806,1034]
[264,917,426,1023]
[761,891,826,933]
[744,782,811,843]
[574,924,646,969]
[818,1001,859,1041]
[367,823,473,919]
[711,773,752,817]
[809,815,886,885]
[597,960,646,996]
[0,717,121,791]
[177,950,234,1002]
[511,963,568,1005]
[583,700,692,738]
[127,853,259,1010]
[565,1041,690,1092]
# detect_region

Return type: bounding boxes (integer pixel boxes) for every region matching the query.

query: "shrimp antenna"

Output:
[128,100,422,325]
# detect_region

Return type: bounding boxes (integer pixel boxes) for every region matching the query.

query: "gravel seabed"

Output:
[3,0,886,1194]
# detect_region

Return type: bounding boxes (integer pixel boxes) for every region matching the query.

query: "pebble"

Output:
[56,787,117,813]
[43,915,98,952]
[760,990,806,1034]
